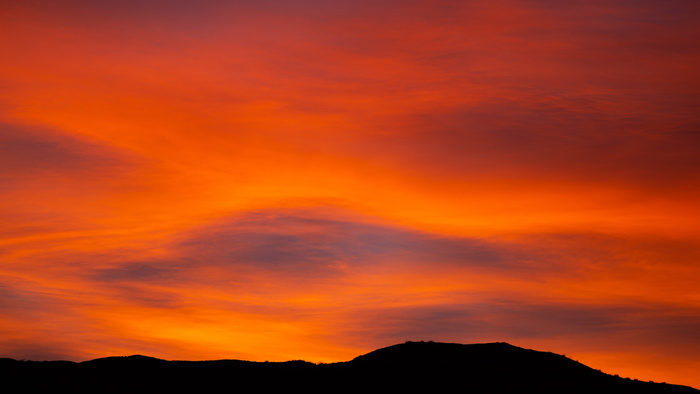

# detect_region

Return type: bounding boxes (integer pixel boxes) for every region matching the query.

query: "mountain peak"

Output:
[351,340,529,364]
[81,354,166,365]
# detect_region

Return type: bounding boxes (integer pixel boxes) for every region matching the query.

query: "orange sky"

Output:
[1,0,699,388]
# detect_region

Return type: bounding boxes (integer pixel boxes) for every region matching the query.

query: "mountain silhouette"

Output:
[2,341,697,393]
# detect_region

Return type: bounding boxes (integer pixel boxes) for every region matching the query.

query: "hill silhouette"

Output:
[2,341,697,393]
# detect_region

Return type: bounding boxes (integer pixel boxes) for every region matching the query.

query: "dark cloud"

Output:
[354,98,700,191]
[87,209,700,291]
[80,209,700,314]
[91,262,180,283]
[0,283,46,314]
[173,210,509,276]
[86,262,185,308]
[0,123,134,182]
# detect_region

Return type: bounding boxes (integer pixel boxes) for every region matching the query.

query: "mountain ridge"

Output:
[2,341,697,393]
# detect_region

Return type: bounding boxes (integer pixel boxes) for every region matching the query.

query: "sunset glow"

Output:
[2,0,699,388]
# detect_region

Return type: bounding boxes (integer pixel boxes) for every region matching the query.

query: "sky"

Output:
[1,0,699,387]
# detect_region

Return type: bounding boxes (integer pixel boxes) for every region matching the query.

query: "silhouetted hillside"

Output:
[2,341,697,393]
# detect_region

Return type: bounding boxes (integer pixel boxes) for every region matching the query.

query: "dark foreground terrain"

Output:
[2,341,697,393]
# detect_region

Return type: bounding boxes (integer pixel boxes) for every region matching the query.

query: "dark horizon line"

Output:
[3,340,698,392]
